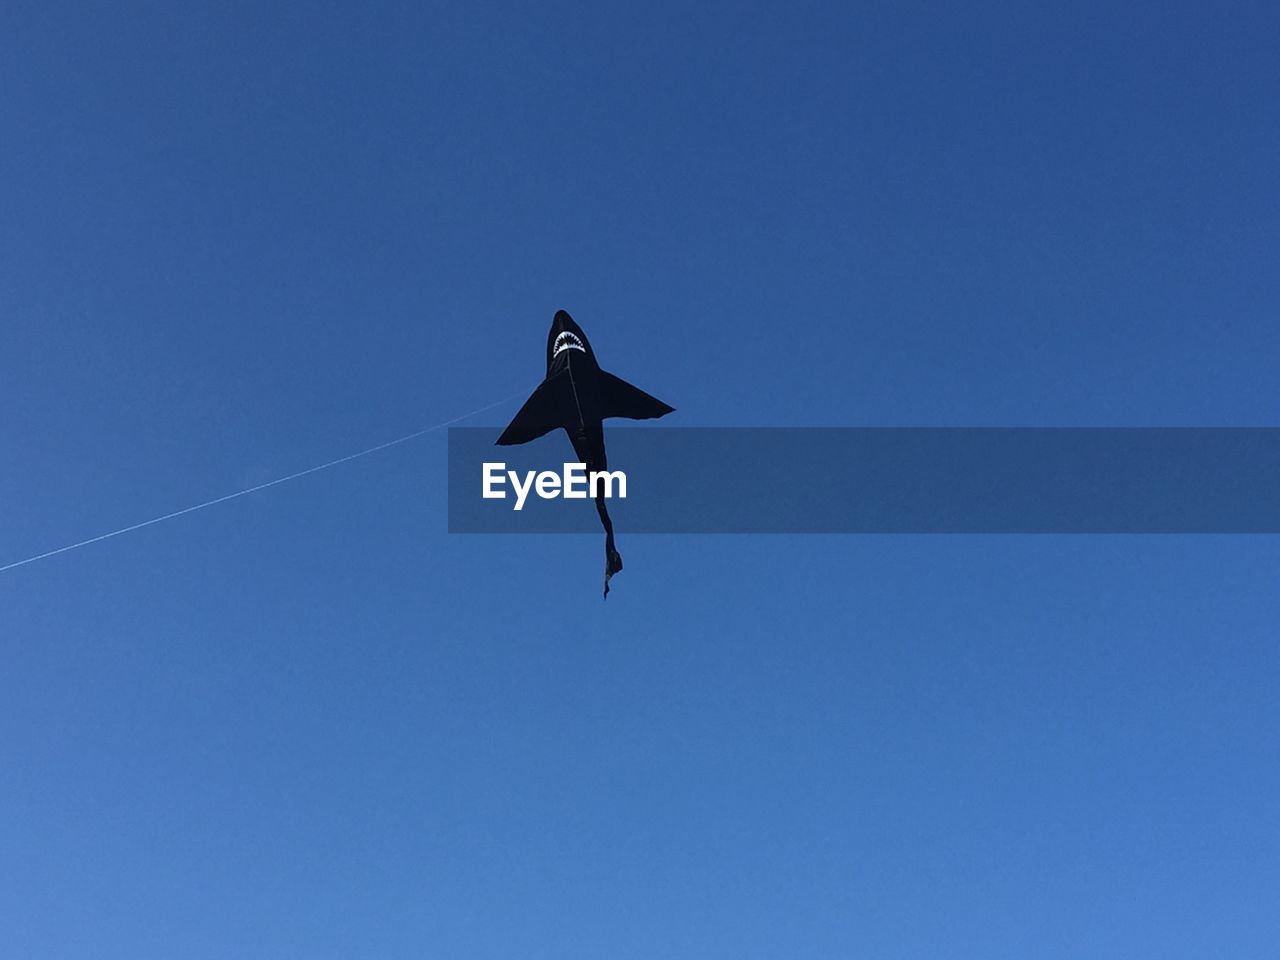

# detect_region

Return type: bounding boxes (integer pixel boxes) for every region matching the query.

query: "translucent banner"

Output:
[447,428,1280,533]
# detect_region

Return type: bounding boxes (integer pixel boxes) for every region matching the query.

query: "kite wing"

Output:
[496,372,572,445]
[599,371,675,422]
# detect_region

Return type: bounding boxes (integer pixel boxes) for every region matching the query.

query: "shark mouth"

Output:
[553,331,586,358]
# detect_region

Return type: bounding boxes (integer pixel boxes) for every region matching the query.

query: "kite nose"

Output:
[553,309,573,327]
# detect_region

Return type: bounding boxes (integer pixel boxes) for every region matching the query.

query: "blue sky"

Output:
[2,1,1279,957]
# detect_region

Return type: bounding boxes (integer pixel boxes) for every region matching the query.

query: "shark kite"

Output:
[497,310,675,597]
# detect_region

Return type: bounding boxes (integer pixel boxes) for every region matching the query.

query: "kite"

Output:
[497,310,675,597]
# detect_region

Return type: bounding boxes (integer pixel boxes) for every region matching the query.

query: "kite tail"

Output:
[596,494,623,599]
[604,538,623,599]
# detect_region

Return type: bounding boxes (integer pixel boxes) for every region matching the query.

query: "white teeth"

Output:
[553,332,586,357]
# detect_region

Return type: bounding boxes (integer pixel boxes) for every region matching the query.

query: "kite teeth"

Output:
[553,331,586,358]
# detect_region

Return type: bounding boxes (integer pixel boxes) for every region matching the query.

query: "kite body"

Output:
[497,310,674,597]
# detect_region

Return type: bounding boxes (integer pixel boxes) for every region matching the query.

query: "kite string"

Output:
[0,390,524,574]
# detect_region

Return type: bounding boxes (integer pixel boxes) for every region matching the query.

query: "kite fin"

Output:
[599,371,675,422]
[496,372,572,445]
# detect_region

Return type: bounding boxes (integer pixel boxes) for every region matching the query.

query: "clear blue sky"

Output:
[3,2,1279,957]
